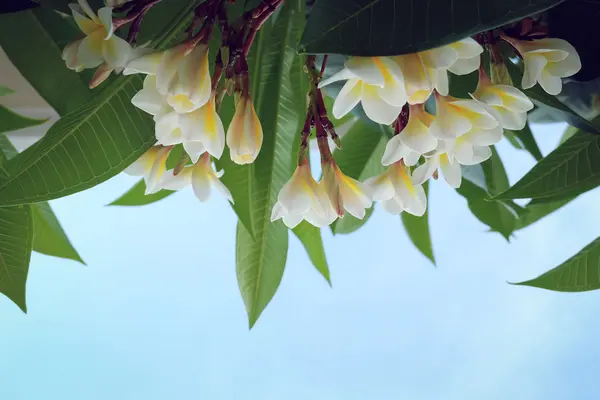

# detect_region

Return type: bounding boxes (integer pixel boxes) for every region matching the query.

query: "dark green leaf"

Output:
[560,125,578,145]
[235,0,306,328]
[31,202,84,264]
[401,182,434,264]
[515,196,576,230]
[505,123,543,161]
[0,106,48,134]
[292,222,331,285]
[0,205,33,312]
[495,128,600,202]
[0,1,39,14]
[330,120,388,234]
[515,236,600,291]
[0,4,197,206]
[108,179,175,207]
[448,71,478,98]
[299,0,565,56]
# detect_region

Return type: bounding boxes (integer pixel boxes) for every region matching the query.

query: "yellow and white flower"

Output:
[449,124,503,165]
[63,0,132,70]
[429,95,499,140]
[270,160,337,228]
[124,146,170,194]
[160,153,233,203]
[412,142,463,188]
[226,95,263,164]
[322,160,372,219]
[504,37,581,95]
[445,37,483,75]
[318,57,407,124]
[394,53,433,104]
[381,104,437,166]
[471,73,534,130]
[366,161,427,216]
[124,44,212,113]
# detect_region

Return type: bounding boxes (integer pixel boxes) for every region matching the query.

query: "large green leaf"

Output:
[108,179,175,207]
[505,123,543,161]
[330,120,388,234]
[515,196,576,230]
[515,236,600,292]
[495,130,600,202]
[235,0,306,328]
[0,106,48,134]
[0,205,33,312]
[401,182,434,264]
[299,0,565,56]
[0,10,92,115]
[0,4,198,207]
[457,147,519,239]
[292,222,331,285]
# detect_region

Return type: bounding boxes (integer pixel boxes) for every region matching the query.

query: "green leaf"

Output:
[235,0,306,328]
[292,222,331,285]
[457,147,518,239]
[495,128,600,202]
[0,205,33,312]
[515,236,600,292]
[0,4,197,207]
[31,202,84,264]
[401,182,434,264]
[506,61,600,134]
[330,120,388,234]
[560,124,578,145]
[108,179,175,207]
[515,196,576,230]
[0,10,92,115]
[505,123,543,161]
[0,86,14,97]
[0,105,48,134]
[299,0,565,56]
[448,71,478,98]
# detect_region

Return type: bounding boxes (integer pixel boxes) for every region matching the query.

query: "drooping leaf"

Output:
[0,205,33,312]
[299,0,565,56]
[401,182,434,264]
[292,222,331,285]
[0,4,198,207]
[515,196,576,230]
[495,128,600,202]
[505,123,543,161]
[330,120,388,234]
[515,236,600,292]
[0,106,48,134]
[235,0,306,328]
[109,179,175,207]
[456,147,519,239]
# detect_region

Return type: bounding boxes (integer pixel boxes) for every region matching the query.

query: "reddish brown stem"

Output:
[319,55,328,78]
[113,0,162,31]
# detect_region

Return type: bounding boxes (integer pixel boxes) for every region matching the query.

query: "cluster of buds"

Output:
[274,22,581,228]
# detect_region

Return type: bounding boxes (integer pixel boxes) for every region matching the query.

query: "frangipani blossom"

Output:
[394,54,433,104]
[270,160,337,228]
[226,95,263,165]
[412,143,463,188]
[63,0,132,70]
[125,44,212,113]
[160,153,233,203]
[366,161,426,216]
[471,72,534,130]
[322,160,372,219]
[381,104,437,166]
[319,57,407,125]
[449,124,503,165]
[504,37,581,95]
[125,146,170,195]
[429,95,499,140]
[446,37,483,75]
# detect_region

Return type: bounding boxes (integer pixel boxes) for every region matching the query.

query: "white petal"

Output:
[77,30,105,68]
[439,155,461,188]
[182,141,206,164]
[404,150,421,166]
[361,85,403,125]
[431,68,449,96]
[102,35,132,68]
[364,173,394,201]
[156,45,186,94]
[282,212,304,229]
[494,107,527,130]
[538,70,563,95]
[339,177,372,219]
[470,146,492,164]
[419,45,458,69]
[211,176,233,202]
[468,125,503,147]
[381,196,404,214]
[191,165,212,202]
[451,100,498,129]
[159,168,192,190]
[131,76,166,115]
[155,112,182,145]
[270,202,286,222]
[332,79,362,119]
[412,157,439,184]
[97,6,114,39]
[318,68,355,88]
[69,3,98,35]
[399,113,437,154]
[429,99,472,139]
[448,56,480,75]
[521,54,547,89]
[381,135,409,166]
[345,57,385,86]
[452,37,483,59]
[278,173,312,215]
[123,52,162,75]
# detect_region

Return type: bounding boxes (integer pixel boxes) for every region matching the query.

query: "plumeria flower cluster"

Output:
[272,30,581,229]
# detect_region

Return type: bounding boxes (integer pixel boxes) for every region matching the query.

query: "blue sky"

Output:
[2,124,600,400]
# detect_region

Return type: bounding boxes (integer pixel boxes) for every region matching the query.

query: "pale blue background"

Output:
[2,124,600,400]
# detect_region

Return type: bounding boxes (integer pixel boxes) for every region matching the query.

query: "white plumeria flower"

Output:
[471,71,534,130]
[394,53,433,105]
[366,161,426,216]
[124,43,211,113]
[381,104,437,166]
[429,94,499,140]
[449,124,503,165]
[226,95,263,164]
[270,160,338,228]
[125,146,170,194]
[318,57,407,125]
[63,0,132,70]
[160,153,233,203]
[445,37,483,75]
[412,142,463,188]
[322,160,372,219]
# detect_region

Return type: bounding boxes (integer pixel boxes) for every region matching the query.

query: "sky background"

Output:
[3,51,600,400]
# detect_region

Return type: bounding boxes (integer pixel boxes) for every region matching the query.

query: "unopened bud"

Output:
[490,60,513,86]
[89,63,113,89]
